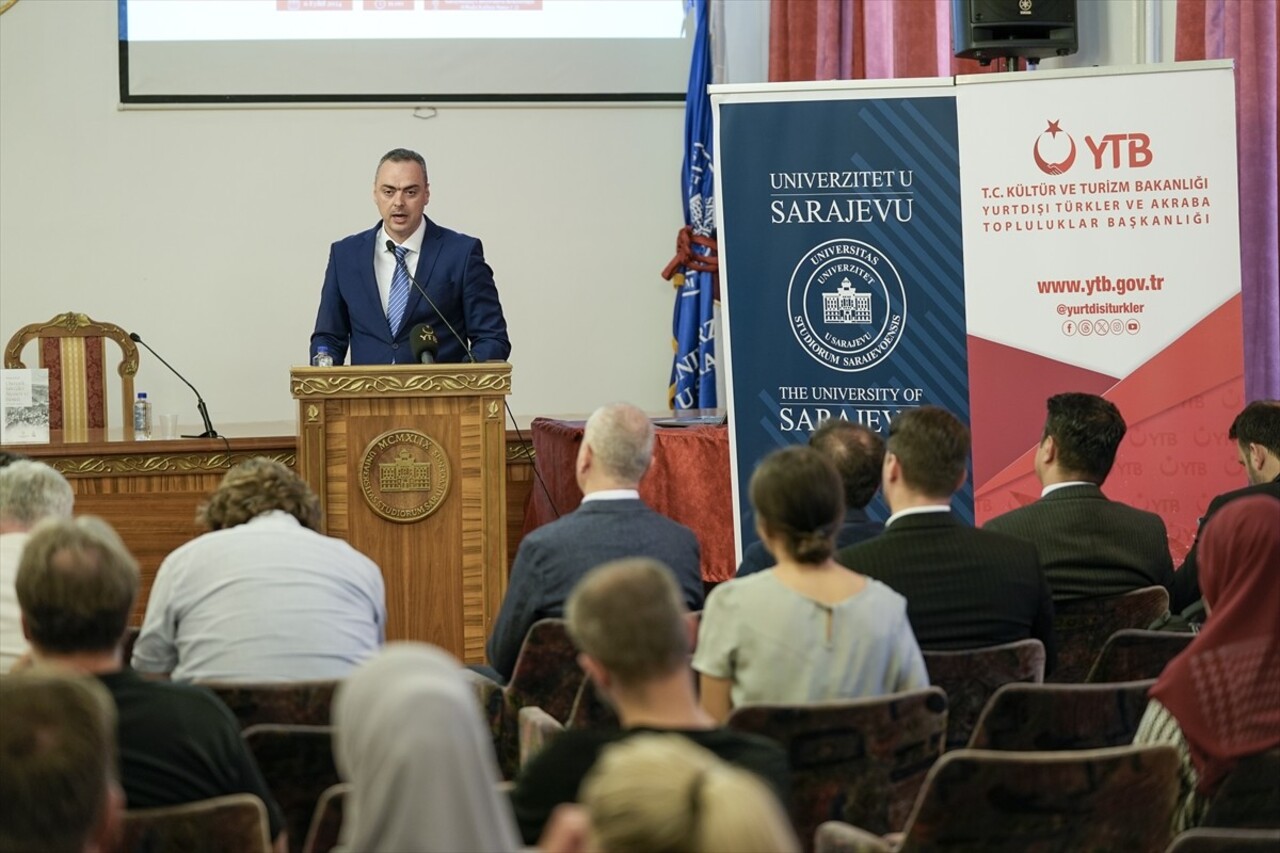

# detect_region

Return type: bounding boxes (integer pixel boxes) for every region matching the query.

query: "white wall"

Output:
[0,0,685,430]
[0,0,1174,432]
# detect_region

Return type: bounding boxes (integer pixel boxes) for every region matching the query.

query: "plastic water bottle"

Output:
[312,347,334,368]
[133,392,152,440]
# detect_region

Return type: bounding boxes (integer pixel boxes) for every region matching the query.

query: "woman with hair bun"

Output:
[693,445,927,722]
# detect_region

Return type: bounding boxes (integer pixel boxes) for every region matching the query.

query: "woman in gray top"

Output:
[694,446,928,722]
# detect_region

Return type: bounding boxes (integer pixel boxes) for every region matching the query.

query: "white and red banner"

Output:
[957,63,1243,560]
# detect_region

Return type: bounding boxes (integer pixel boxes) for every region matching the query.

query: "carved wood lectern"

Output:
[291,363,511,664]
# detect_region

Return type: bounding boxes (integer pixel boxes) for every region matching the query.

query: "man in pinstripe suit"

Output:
[836,407,1056,672]
[984,393,1174,604]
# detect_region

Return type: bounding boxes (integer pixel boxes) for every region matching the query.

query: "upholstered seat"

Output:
[198,680,339,729]
[120,793,272,853]
[968,679,1155,750]
[814,744,1181,853]
[728,688,949,851]
[921,638,1045,749]
[3,311,138,442]
[518,704,566,768]
[1165,828,1280,852]
[242,724,339,853]
[1050,586,1170,682]
[466,618,584,778]
[302,783,349,853]
[1086,628,1194,683]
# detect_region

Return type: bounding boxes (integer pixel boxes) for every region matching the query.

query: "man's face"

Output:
[373,159,429,244]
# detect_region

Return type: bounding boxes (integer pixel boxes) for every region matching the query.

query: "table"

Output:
[522,416,736,582]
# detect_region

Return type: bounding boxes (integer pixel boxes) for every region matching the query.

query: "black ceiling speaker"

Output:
[953,0,1079,65]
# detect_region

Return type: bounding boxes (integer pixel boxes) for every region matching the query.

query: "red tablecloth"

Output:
[522,417,735,582]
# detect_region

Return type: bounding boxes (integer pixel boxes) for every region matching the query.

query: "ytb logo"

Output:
[1033,120,1154,175]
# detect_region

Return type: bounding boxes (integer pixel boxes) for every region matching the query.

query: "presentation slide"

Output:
[119,0,693,102]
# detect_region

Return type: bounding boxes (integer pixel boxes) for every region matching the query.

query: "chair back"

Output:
[922,639,1045,749]
[242,724,340,853]
[517,705,566,769]
[1086,629,1194,683]
[506,618,583,724]
[3,311,138,442]
[1165,828,1280,852]
[968,679,1155,750]
[898,744,1180,852]
[566,675,621,731]
[120,793,271,853]
[302,783,350,853]
[1050,586,1170,682]
[199,680,338,729]
[1201,747,1280,829]
[727,687,948,851]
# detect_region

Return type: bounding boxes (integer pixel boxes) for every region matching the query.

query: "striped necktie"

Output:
[387,245,411,335]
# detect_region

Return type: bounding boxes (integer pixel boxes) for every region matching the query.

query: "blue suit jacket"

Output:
[310,218,511,365]
[485,499,703,680]
[736,507,883,577]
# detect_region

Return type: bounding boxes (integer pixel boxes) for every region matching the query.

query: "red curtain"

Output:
[768,0,994,83]
[1177,0,1280,400]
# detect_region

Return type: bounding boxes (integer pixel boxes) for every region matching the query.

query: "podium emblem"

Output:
[359,429,451,523]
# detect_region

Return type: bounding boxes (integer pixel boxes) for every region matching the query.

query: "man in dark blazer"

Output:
[836,407,1056,671]
[737,418,884,576]
[310,148,511,365]
[1170,400,1280,614]
[485,403,703,681]
[984,393,1174,603]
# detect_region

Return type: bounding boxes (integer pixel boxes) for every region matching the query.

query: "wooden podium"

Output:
[290,363,511,664]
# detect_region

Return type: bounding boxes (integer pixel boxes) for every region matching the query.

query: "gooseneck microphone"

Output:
[386,239,476,363]
[128,332,219,439]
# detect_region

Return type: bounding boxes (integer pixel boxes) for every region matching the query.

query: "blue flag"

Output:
[665,0,717,410]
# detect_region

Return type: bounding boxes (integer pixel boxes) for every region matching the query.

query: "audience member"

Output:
[0,671,123,853]
[1134,495,1280,832]
[0,450,28,468]
[332,642,520,852]
[836,407,1056,669]
[695,446,927,722]
[737,418,885,576]
[132,458,385,681]
[16,517,286,848]
[540,734,800,853]
[0,460,74,672]
[486,403,702,681]
[509,558,788,845]
[1170,400,1280,617]
[985,393,1174,602]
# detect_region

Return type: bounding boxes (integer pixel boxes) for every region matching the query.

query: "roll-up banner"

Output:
[714,62,1242,565]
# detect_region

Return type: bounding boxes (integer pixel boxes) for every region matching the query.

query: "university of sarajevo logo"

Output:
[1033,119,1077,175]
[786,239,906,373]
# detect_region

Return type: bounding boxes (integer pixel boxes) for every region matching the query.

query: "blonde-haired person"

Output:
[694,445,928,722]
[540,733,799,853]
[132,457,386,682]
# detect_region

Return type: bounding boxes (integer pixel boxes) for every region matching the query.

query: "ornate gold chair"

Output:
[3,311,138,441]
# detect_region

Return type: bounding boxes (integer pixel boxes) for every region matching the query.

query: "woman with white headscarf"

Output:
[333,642,521,852]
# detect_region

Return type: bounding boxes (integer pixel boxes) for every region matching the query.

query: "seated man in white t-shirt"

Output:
[132,458,386,682]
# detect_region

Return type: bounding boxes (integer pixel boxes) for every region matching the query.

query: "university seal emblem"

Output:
[359,429,450,523]
[787,239,907,373]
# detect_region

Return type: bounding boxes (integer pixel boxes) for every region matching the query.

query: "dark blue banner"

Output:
[717,92,971,558]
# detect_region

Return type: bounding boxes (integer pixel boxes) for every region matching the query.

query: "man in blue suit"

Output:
[311,148,511,365]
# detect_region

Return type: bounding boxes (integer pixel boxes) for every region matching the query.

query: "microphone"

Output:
[128,332,219,439]
[409,323,439,365]
[386,239,476,363]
